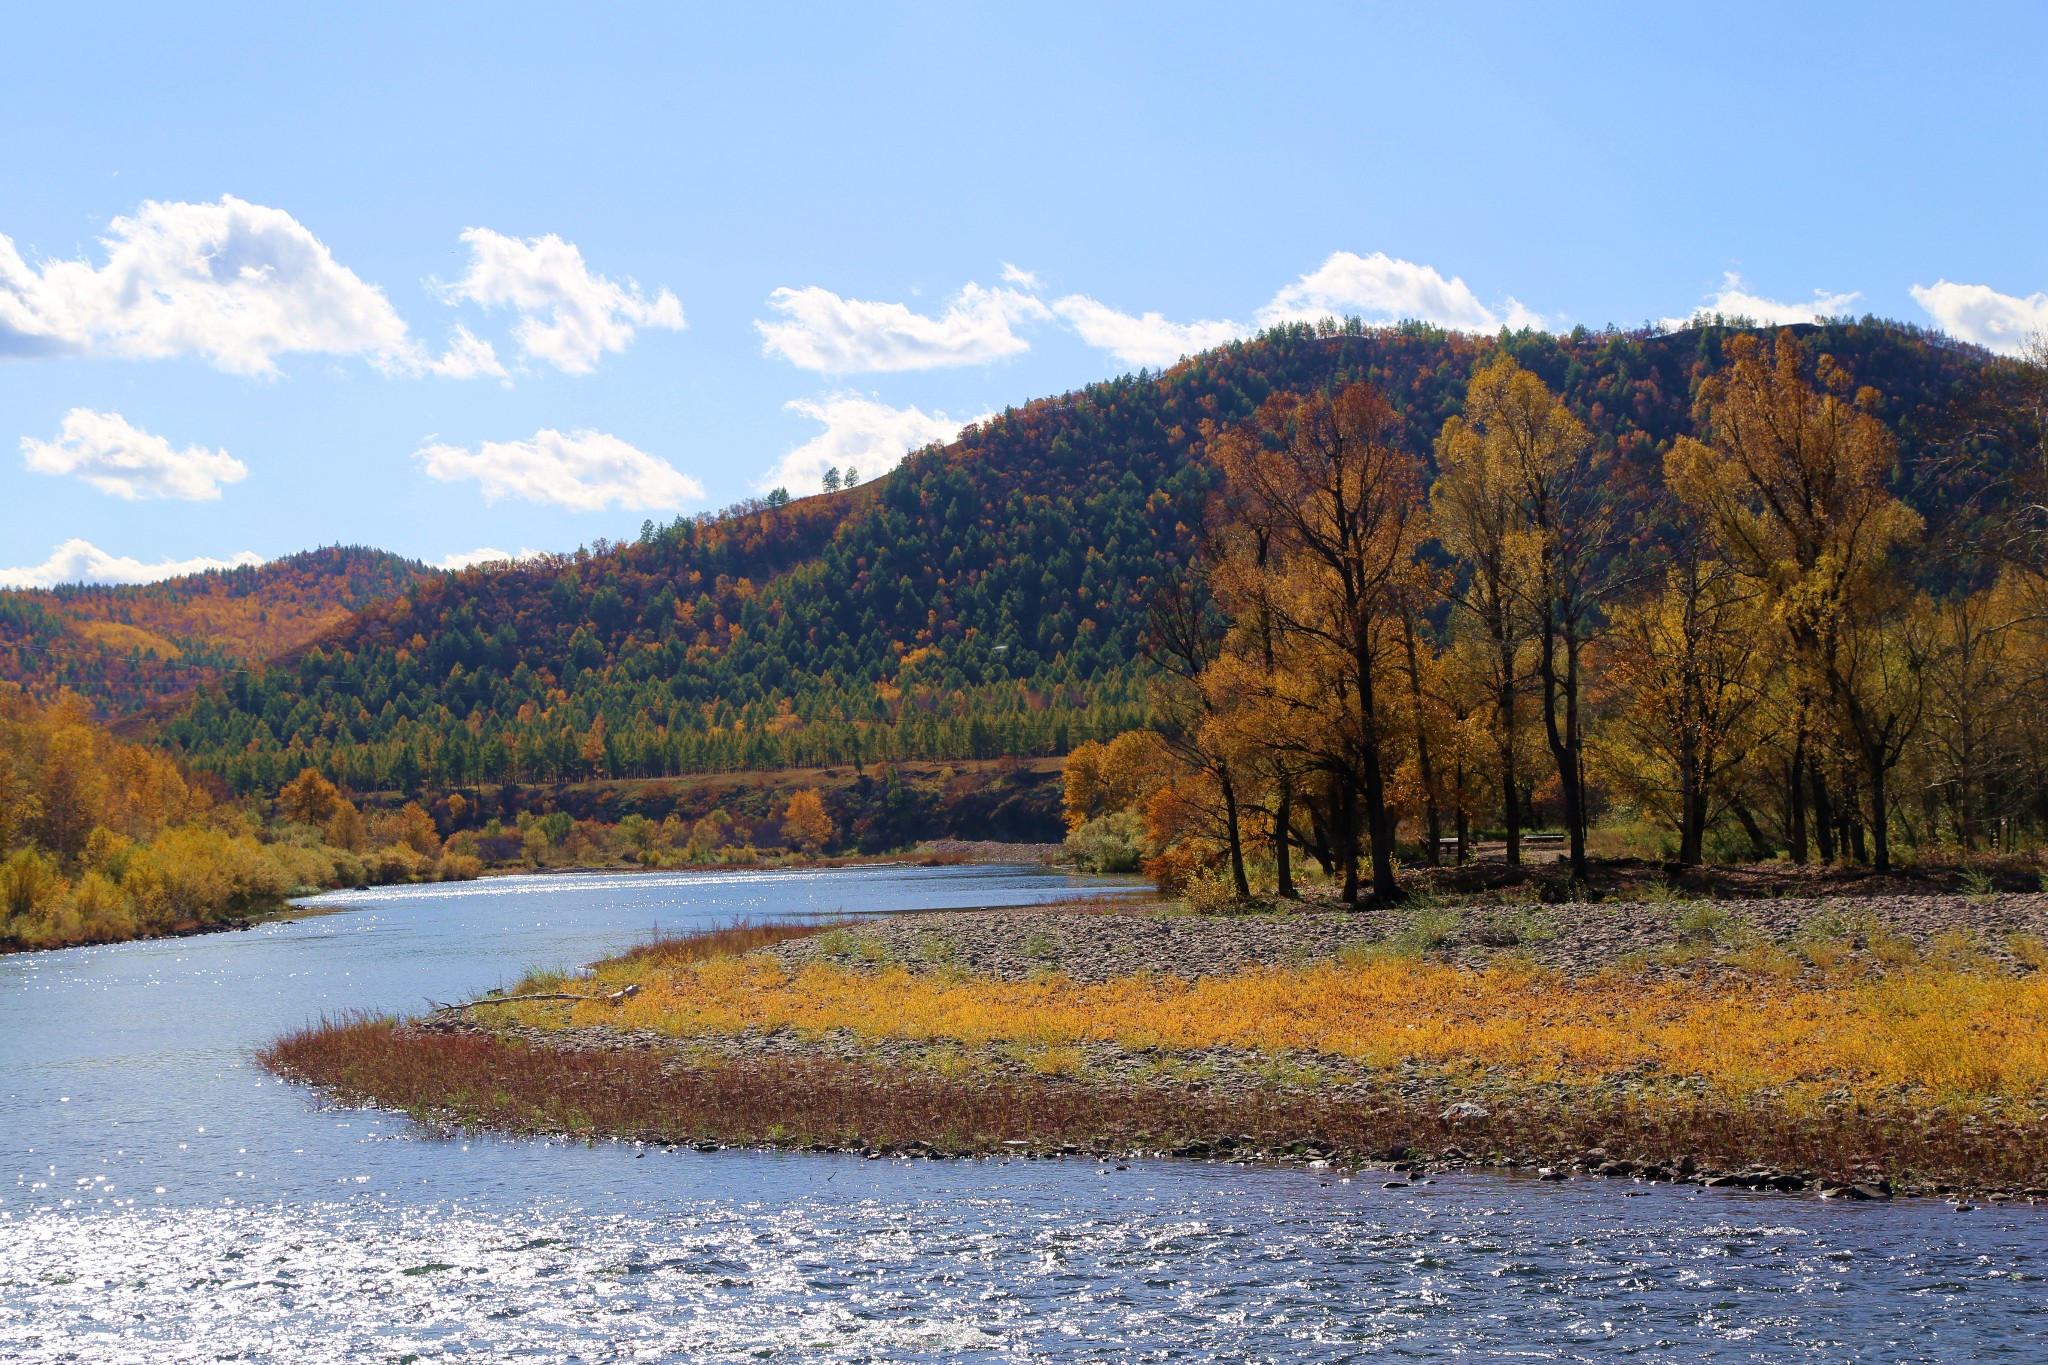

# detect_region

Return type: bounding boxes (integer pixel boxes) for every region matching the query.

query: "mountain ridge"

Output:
[132,319,2019,795]
[0,545,430,718]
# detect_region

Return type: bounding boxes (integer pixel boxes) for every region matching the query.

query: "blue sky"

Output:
[4,2,2045,585]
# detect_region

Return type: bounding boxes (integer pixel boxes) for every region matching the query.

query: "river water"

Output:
[3,865,2045,1361]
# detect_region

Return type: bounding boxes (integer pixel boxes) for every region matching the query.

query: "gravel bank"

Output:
[770,892,2048,983]
[380,889,2048,1201]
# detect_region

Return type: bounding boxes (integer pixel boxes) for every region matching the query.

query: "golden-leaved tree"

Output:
[1431,379,1534,864]
[1667,331,1927,869]
[1143,573,1253,898]
[780,788,835,853]
[1435,355,1632,876]
[1207,383,1428,902]
[1593,522,1766,864]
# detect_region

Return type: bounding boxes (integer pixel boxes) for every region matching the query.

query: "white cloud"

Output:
[1052,295,1246,367]
[1910,280,2048,356]
[761,394,976,495]
[756,281,1049,372]
[416,428,702,511]
[440,228,683,374]
[426,323,508,380]
[0,196,422,376]
[1257,251,1540,333]
[0,538,262,589]
[21,408,247,501]
[1661,272,1861,331]
[1000,263,1040,289]
[435,546,542,571]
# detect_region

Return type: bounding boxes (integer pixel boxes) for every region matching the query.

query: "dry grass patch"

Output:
[261,1017,2048,1193]
[509,952,2048,1109]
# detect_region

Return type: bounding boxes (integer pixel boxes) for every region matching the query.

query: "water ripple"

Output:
[5,868,2045,1360]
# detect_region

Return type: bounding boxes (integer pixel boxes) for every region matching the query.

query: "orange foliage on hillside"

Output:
[0,546,424,717]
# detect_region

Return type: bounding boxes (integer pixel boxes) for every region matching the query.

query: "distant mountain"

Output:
[0,546,429,716]
[144,320,2014,795]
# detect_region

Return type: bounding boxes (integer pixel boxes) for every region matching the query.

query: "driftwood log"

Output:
[434,982,641,1013]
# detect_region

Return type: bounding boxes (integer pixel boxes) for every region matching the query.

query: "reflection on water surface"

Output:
[3,866,2042,1360]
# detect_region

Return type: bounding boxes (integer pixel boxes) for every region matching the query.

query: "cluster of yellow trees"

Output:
[0,690,474,952]
[274,766,479,881]
[595,788,836,866]
[459,788,837,870]
[1065,332,2048,901]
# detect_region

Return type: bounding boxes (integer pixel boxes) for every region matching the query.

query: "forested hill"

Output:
[150,319,2012,796]
[0,546,428,718]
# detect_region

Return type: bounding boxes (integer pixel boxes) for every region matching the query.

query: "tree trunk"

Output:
[1497,635,1522,867]
[1273,776,1297,899]
[1536,623,1571,865]
[1337,782,1361,904]
[1355,652,1401,901]
[1854,742,1893,872]
[1677,741,1702,866]
[1786,730,1809,865]
[1219,768,1250,900]
[1301,790,1338,876]
[1730,797,1771,861]
[1844,767,1870,866]
[1809,758,1837,864]
[1400,613,1443,867]
[1562,631,1589,877]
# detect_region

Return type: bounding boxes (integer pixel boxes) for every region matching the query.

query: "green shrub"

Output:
[1064,811,1147,874]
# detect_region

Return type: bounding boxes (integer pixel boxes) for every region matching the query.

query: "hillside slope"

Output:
[0,546,428,716]
[150,320,2013,795]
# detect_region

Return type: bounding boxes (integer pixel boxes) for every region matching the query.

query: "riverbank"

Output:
[473,841,1058,879]
[265,894,2048,1202]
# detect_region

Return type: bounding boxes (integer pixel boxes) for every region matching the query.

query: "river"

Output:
[3,864,2044,1361]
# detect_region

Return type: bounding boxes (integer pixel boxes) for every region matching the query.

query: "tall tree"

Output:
[1432,380,1533,865]
[1445,355,1630,877]
[1596,527,1764,865]
[1667,331,1925,869]
[1205,516,1303,896]
[1144,573,1251,899]
[1209,384,1427,902]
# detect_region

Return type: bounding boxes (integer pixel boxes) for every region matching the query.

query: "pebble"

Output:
[768,892,2048,985]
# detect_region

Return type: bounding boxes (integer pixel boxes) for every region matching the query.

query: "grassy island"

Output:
[267,885,2048,1202]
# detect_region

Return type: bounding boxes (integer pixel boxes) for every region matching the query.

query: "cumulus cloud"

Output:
[1660,272,1861,331]
[426,323,508,380]
[0,196,428,376]
[1000,263,1040,289]
[1257,251,1541,332]
[1051,295,1246,367]
[435,546,542,571]
[416,428,702,511]
[756,281,1049,372]
[440,229,683,374]
[761,394,976,494]
[1910,280,2048,356]
[0,538,262,589]
[21,408,247,501]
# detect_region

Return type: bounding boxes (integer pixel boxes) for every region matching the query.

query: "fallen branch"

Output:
[436,982,641,1013]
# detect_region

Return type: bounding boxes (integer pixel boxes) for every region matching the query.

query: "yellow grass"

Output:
[73,619,182,659]
[509,954,2048,1108]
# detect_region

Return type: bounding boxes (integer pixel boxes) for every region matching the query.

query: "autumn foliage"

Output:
[0,689,481,952]
[134,320,2022,816]
[0,546,425,717]
[1077,330,2048,897]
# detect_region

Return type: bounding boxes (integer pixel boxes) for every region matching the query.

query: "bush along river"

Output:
[5,865,2047,1361]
